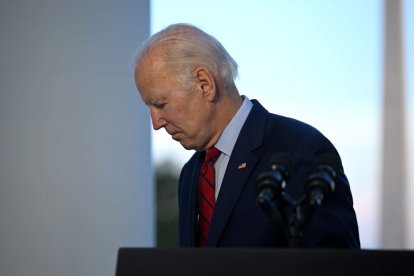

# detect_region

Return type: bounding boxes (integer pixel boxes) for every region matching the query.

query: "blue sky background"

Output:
[149,0,414,248]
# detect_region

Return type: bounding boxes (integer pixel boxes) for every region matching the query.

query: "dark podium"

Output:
[115,248,414,276]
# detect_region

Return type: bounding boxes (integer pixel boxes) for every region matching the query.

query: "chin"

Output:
[180,141,198,151]
[181,143,194,150]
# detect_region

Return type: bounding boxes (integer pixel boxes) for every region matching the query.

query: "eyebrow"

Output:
[150,99,161,105]
[147,94,168,106]
[149,99,167,109]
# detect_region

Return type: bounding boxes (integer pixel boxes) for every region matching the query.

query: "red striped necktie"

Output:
[197,146,221,247]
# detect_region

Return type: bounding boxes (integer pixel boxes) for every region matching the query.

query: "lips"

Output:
[171,132,180,141]
[166,128,181,141]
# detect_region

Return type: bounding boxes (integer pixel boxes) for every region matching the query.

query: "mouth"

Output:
[165,127,182,141]
[170,132,180,141]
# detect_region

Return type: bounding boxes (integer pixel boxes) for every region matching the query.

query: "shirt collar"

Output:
[215,96,253,156]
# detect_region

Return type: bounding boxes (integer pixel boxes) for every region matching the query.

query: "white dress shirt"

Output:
[213,96,253,200]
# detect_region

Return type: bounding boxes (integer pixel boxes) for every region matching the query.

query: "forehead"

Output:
[135,54,173,104]
[136,49,165,83]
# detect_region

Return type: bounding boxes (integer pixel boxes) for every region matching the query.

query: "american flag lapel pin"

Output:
[238,162,247,169]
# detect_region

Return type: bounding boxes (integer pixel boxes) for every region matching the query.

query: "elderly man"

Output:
[134,23,360,248]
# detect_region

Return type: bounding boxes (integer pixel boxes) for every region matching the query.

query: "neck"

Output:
[206,88,243,149]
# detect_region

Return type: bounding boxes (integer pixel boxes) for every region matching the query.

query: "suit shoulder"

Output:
[251,99,325,138]
[263,112,342,161]
[266,112,325,138]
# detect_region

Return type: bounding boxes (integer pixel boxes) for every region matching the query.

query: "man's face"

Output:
[135,58,215,151]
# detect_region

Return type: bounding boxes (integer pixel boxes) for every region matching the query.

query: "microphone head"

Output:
[268,152,293,177]
[256,153,293,196]
[306,153,340,198]
[313,153,341,173]
[256,153,292,223]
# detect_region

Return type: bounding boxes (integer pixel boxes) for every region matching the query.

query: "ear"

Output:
[194,67,216,101]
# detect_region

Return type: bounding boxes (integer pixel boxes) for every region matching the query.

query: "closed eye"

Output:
[147,98,167,109]
[153,102,166,109]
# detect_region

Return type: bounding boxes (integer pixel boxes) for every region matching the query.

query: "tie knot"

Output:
[205,147,221,163]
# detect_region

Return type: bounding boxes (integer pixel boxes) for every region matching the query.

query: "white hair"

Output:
[135,23,238,90]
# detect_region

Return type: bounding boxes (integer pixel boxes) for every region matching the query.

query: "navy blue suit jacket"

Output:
[178,100,360,247]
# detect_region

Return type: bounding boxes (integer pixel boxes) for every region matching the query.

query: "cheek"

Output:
[190,109,211,135]
[177,109,201,133]
[174,95,209,134]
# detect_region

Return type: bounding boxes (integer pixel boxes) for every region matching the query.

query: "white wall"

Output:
[0,1,153,275]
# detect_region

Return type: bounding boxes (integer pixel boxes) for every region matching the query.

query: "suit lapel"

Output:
[207,139,258,246]
[184,152,204,246]
[207,100,268,246]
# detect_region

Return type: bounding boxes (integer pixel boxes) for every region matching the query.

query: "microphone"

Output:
[256,153,292,221]
[306,154,341,207]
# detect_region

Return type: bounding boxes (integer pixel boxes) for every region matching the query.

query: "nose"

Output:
[150,108,167,130]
